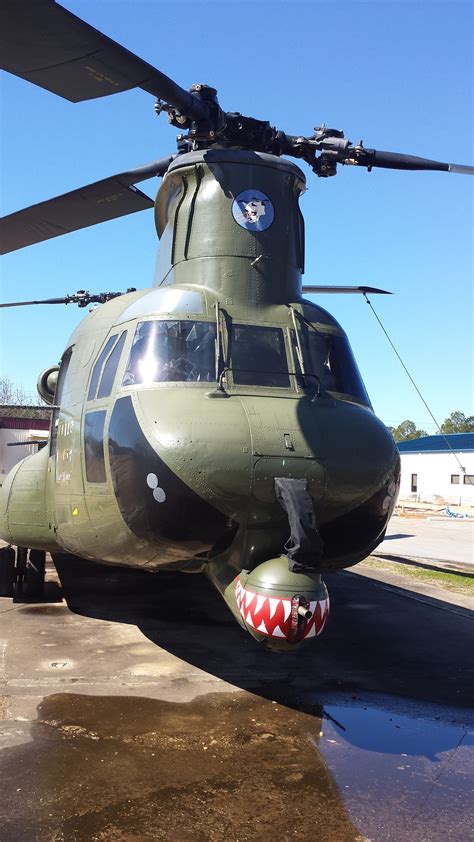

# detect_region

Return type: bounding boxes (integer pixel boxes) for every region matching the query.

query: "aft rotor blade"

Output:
[354,149,474,174]
[0,0,208,119]
[0,157,173,254]
[302,285,392,294]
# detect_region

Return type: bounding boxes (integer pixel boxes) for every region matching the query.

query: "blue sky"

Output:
[0,0,472,430]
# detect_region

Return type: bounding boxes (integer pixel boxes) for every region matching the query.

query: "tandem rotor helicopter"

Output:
[0,0,472,650]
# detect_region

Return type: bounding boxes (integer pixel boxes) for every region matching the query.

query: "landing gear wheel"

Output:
[26,550,46,600]
[0,546,16,597]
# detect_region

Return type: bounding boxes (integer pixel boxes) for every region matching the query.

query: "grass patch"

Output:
[361,556,474,596]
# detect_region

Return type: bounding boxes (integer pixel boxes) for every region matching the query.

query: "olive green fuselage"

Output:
[0,150,399,581]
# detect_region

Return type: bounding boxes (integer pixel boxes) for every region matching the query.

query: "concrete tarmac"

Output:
[1,556,473,841]
[377,515,474,566]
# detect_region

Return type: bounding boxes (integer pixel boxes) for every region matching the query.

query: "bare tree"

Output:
[0,377,35,406]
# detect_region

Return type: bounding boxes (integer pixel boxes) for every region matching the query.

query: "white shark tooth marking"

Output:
[255,594,266,613]
[268,597,280,619]
[282,600,291,622]
[246,610,254,627]
[257,620,268,634]
[245,591,255,609]
[306,623,317,638]
[309,600,317,616]
[272,625,286,638]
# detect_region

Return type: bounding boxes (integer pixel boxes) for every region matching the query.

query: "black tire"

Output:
[0,546,16,597]
[25,550,46,600]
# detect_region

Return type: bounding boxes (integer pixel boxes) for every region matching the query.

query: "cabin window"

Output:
[123,320,217,385]
[451,474,460,484]
[50,347,73,457]
[97,331,127,398]
[84,410,107,483]
[230,325,290,388]
[87,335,118,400]
[292,324,371,406]
[463,475,474,485]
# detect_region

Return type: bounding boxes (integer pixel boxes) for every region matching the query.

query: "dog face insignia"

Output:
[232,189,274,231]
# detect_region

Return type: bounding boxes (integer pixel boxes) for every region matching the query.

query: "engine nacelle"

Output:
[37,366,59,405]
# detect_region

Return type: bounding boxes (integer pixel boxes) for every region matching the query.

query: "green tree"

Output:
[439,411,474,434]
[389,420,428,442]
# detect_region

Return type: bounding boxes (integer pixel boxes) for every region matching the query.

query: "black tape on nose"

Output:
[274,477,324,573]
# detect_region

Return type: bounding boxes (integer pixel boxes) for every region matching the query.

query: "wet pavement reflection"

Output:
[2,692,360,841]
[1,692,473,841]
[318,704,474,841]
[2,558,473,840]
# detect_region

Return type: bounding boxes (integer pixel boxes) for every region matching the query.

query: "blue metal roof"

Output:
[397,433,474,453]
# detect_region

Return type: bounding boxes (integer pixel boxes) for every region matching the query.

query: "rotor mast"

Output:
[0,0,472,258]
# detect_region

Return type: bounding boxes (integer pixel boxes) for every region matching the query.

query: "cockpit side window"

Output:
[97,331,127,398]
[123,320,217,385]
[230,325,290,388]
[295,323,371,406]
[87,335,118,401]
[84,410,107,483]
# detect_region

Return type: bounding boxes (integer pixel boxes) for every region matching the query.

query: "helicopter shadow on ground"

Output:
[383,533,414,540]
[51,554,474,721]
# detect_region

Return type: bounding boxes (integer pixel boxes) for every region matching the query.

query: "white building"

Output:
[397,433,474,506]
[0,406,50,482]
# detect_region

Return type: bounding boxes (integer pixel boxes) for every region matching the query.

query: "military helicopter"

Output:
[0,0,472,650]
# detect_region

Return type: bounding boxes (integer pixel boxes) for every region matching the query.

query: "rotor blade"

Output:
[0,157,173,254]
[448,163,474,175]
[0,0,207,119]
[0,297,69,307]
[302,285,392,294]
[354,149,474,174]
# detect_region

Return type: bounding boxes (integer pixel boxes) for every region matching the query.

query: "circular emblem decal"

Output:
[232,189,274,231]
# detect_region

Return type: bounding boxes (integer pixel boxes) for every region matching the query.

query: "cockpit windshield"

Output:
[121,316,369,404]
[230,325,290,388]
[123,320,217,385]
[294,322,371,407]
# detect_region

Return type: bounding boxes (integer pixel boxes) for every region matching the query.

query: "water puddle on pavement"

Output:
[317,703,474,841]
[0,692,472,841]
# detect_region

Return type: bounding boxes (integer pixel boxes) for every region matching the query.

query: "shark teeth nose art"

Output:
[235,578,329,640]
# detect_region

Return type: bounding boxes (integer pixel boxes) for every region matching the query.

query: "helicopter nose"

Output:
[307,401,400,563]
[315,402,399,518]
[249,398,398,518]
[249,396,399,567]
